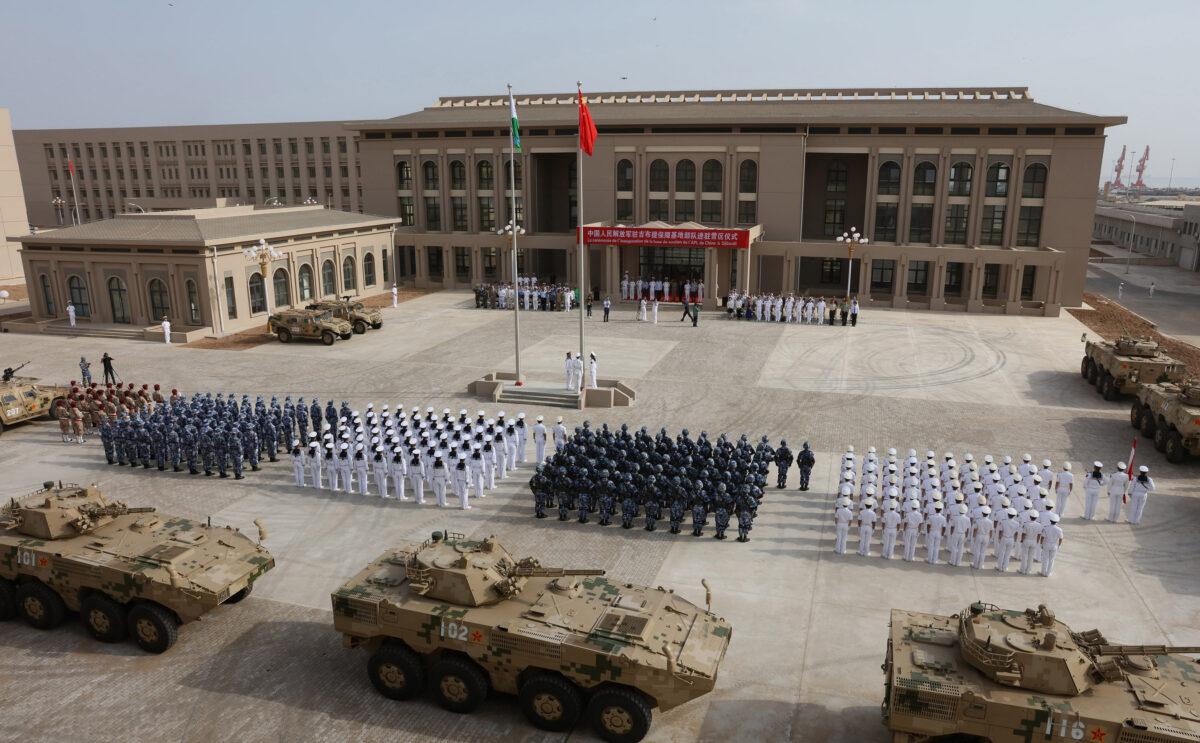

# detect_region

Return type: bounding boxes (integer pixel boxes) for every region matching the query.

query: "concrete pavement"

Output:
[1087,260,1200,345]
[0,290,1196,742]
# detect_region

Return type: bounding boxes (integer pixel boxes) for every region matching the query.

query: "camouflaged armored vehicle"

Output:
[0,362,69,436]
[1081,334,1185,400]
[0,482,274,653]
[268,307,352,345]
[306,296,382,335]
[884,602,1200,743]
[332,531,731,742]
[1131,380,1200,463]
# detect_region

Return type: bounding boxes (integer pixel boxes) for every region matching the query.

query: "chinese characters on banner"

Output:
[580,226,751,249]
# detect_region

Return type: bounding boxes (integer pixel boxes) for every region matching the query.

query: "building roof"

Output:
[349,87,1126,130]
[10,206,400,248]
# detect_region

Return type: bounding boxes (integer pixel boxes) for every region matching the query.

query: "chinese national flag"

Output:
[68,159,75,175]
[578,87,598,156]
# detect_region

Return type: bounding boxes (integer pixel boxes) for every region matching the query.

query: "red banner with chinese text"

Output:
[580,226,750,249]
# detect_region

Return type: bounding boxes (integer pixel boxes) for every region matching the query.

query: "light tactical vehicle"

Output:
[332,532,731,743]
[1131,380,1200,463]
[268,307,353,345]
[884,602,1200,743]
[307,296,383,335]
[1080,335,1185,400]
[0,362,69,436]
[0,482,274,653]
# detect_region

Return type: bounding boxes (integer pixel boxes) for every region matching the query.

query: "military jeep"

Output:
[1080,334,1185,400]
[0,363,69,436]
[307,297,383,335]
[268,308,353,346]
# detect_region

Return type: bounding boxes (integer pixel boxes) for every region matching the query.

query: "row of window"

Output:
[47,137,352,163]
[862,261,1039,300]
[865,203,1042,246]
[876,160,1047,199]
[40,274,202,325]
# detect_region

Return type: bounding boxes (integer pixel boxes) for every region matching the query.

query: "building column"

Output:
[864,148,879,237]
[1002,149,1026,248]
[857,255,871,297]
[897,148,915,245]
[443,246,454,288]
[892,254,908,307]
[929,257,946,311]
[967,152,986,247]
[966,259,984,312]
[1005,261,1023,314]
[703,247,719,310]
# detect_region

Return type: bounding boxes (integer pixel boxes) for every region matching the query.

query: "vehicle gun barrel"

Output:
[512,566,606,577]
[2,361,30,382]
[1092,644,1200,656]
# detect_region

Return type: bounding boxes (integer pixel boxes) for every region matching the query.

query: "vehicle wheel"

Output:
[127,603,178,654]
[80,593,127,643]
[371,321,383,329]
[1080,356,1090,379]
[16,582,66,630]
[353,320,368,335]
[321,331,335,346]
[1140,407,1157,437]
[1101,375,1119,401]
[430,655,489,713]
[1087,363,1099,385]
[1165,430,1187,464]
[1129,402,1143,429]
[367,644,425,700]
[0,419,5,436]
[519,674,583,732]
[1153,424,1169,452]
[586,687,653,743]
[0,580,16,621]
[277,328,292,344]
[43,397,65,420]
[339,332,352,340]
[225,583,253,604]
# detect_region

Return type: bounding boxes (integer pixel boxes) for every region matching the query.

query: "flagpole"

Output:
[68,160,81,225]
[507,83,523,385]
[576,82,586,374]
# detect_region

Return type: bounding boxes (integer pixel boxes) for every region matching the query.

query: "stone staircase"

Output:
[497,384,579,409]
[41,324,147,341]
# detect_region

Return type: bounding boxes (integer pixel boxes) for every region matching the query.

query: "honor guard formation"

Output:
[474,277,579,311]
[528,423,806,541]
[723,290,860,326]
[619,273,705,303]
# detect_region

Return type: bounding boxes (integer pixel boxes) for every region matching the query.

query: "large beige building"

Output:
[355,87,1124,314]
[0,108,31,282]
[13,121,364,229]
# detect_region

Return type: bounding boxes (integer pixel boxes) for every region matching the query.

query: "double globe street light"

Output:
[244,238,283,312]
[836,228,868,299]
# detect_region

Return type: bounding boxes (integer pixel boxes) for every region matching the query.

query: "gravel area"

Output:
[1068,292,1200,375]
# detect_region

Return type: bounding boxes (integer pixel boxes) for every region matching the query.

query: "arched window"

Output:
[342,256,357,291]
[913,162,937,196]
[321,259,336,296]
[248,273,266,314]
[185,279,200,323]
[702,159,722,192]
[675,160,695,192]
[826,160,848,193]
[107,276,130,324]
[1023,163,1048,198]
[450,160,466,190]
[985,162,1010,197]
[273,268,291,307]
[948,161,973,196]
[396,161,413,189]
[422,161,438,190]
[298,263,314,301]
[877,161,901,195]
[616,159,634,191]
[738,160,757,194]
[67,275,90,317]
[477,160,494,190]
[648,159,669,191]
[40,274,56,316]
[505,159,522,189]
[148,278,170,319]
[363,253,376,286]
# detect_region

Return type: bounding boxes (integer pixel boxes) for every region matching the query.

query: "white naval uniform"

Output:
[532,423,547,463]
[1040,524,1064,577]
[1082,473,1105,519]
[354,455,370,495]
[389,455,408,500]
[1127,475,1155,524]
[880,509,902,559]
[946,512,972,566]
[469,455,485,499]
[902,511,923,561]
[1107,471,1129,521]
[430,462,448,507]
[834,505,853,555]
[372,456,389,498]
[995,518,1020,572]
[291,450,306,486]
[1019,519,1042,575]
[1052,470,1074,517]
[925,512,947,564]
[857,508,877,556]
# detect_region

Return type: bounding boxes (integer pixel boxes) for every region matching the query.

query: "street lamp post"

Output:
[125,203,145,213]
[243,238,283,311]
[497,219,526,385]
[836,227,868,298]
[50,197,66,226]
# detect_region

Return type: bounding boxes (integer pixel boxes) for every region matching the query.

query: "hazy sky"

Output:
[3,0,1197,186]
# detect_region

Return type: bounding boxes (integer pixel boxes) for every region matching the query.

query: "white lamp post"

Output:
[497,219,526,385]
[50,197,66,226]
[836,227,868,298]
[243,238,283,311]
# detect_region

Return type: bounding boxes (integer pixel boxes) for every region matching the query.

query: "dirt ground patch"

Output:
[1068,292,1200,376]
[353,287,431,309]
[0,284,29,302]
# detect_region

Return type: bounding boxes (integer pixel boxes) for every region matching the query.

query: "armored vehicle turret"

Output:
[1081,334,1185,400]
[332,531,731,742]
[0,364,68,436]
[306,296,382,334]
[1131,379,1200,463]
[884,602,1200,742]
[0,482,274,653]
[268,307,352,345]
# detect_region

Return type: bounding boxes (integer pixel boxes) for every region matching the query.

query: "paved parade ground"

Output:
[1,291,1198,743]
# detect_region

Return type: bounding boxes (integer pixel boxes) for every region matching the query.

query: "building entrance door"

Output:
[638,247,705,300]
[107,277,131,324]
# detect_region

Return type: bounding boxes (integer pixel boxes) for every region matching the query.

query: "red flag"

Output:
[1123,437,1137,503]
[68,159,75,175]
[577,87,598,157]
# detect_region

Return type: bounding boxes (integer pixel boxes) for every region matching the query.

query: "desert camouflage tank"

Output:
[1081,334,1185,400]
[1131,380,1200,463]
[0,482,274,653]
[884,602,1200,743]
[307,296,383,334]
[0,362,69,436]
[268,307,353,345]
[332,531,731,742]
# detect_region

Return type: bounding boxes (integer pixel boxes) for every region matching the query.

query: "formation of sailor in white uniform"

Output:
[620,272,704,303]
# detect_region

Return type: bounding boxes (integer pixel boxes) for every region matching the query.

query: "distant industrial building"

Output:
[1093,202,1200,271]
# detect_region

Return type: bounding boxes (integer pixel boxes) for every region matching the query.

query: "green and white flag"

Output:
[508,91,521,153]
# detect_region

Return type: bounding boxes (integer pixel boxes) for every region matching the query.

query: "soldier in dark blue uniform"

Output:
[214,427,229,478]
[736,486,755,542]
[137,423,153,469]
[184,424,199,474]
[691,481,708,537]
[99,419,115,464]
[713,483,731,540]
[668,477,686,534]
[596,476,615,526]
[620,477,639,529]
[576,467,592,523]
[228,425,245,480]
[530,464,549,518]
[167,426,182,472]
[643,475,661,531]
[556,465,574,521]
[797,441,816,491]
[774,439,793,489]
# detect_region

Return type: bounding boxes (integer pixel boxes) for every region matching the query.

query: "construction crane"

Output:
[1133,146,1150,190]
[1111,145,1126,188]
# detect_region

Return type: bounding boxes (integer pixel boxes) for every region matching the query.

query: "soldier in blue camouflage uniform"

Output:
[712,483,731,540]
[798,441,816,491]
[295,397,309,445]
[530,464,549,518]
[228,425,245,480]
[668,477,687,534]
[556,464,575,521]
[691,482,708,537]
[166,425,182,472]
[643,475,661,531]
[575,467,592,523]
[596,474,615,526]
[241,419,260,471]
[736,485,756,542]
[137,422,153,469]
[184,424,199,474]
[214,426,229,478]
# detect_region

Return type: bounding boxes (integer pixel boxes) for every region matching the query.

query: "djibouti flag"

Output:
[509,91,521,153]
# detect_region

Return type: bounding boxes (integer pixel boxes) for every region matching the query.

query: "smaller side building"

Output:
[0,108,31,283]
[9,205,400,336]
[1093,202,1200,271]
